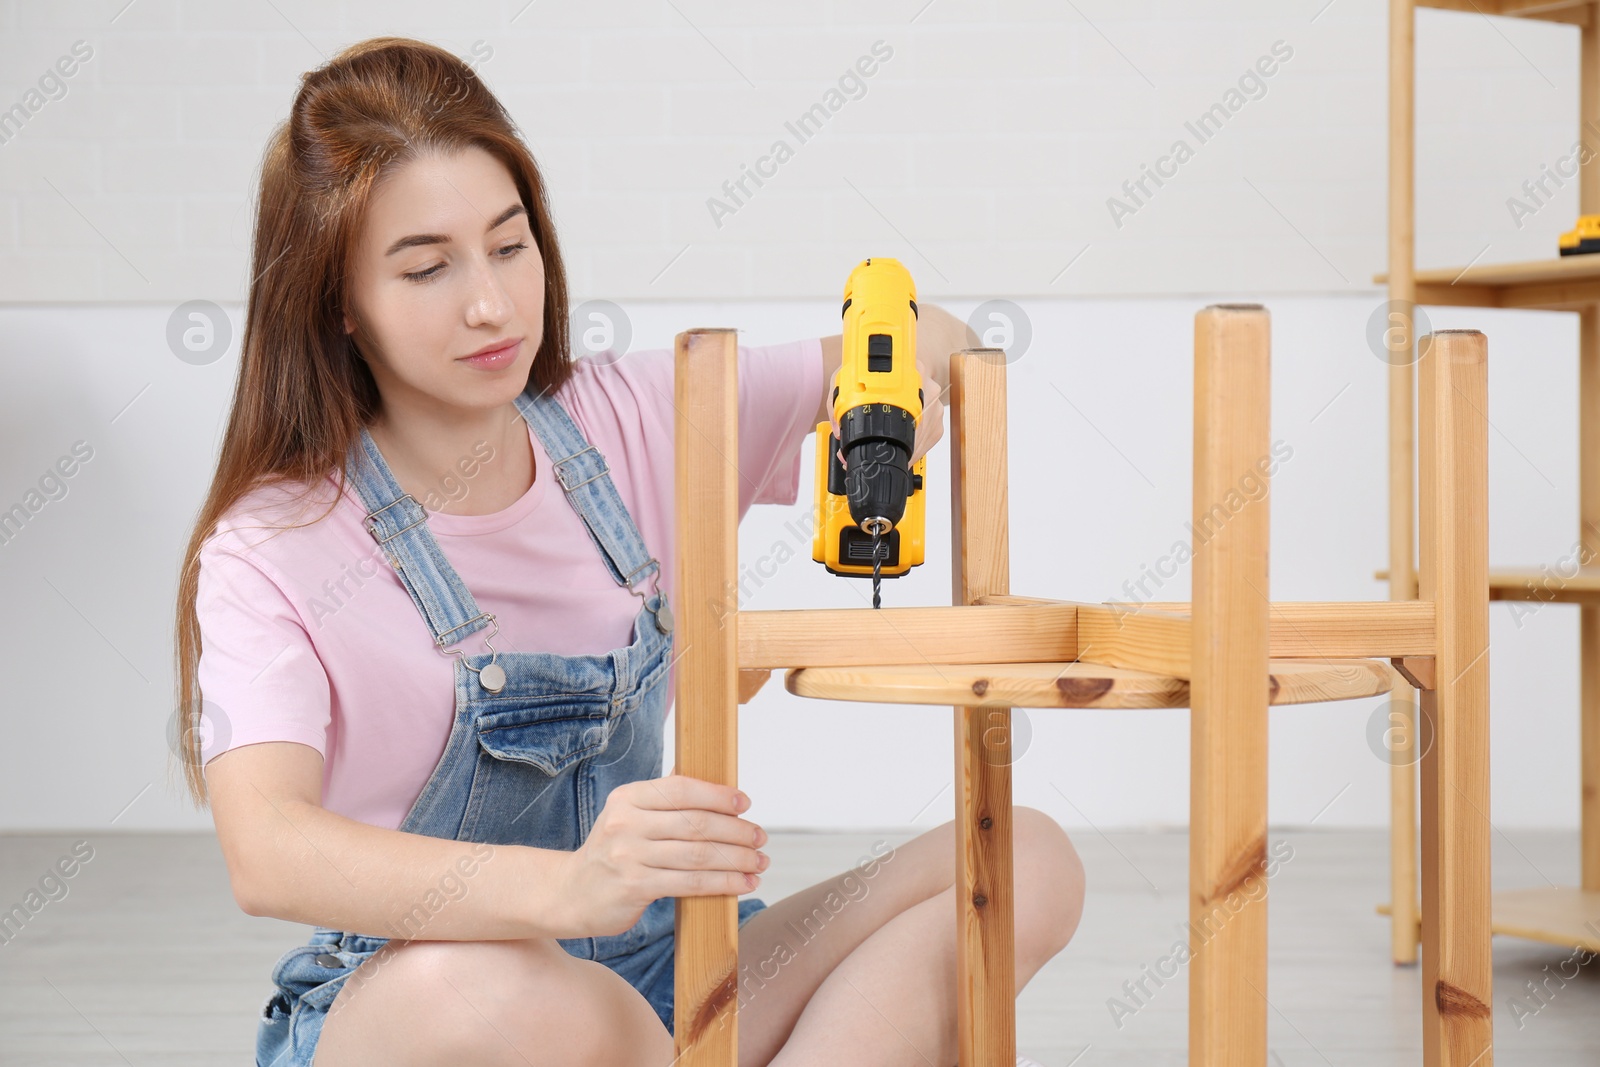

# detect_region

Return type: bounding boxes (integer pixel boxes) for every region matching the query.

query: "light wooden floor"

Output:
[0,828,1595,1065]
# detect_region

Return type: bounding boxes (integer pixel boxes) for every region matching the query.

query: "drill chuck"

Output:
[839,401,917,533]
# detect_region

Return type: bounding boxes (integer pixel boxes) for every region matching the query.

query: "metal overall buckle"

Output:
[625,557,672,634]
[437,613,506,693]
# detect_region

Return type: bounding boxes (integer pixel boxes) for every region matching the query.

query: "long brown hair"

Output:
[170,36,574,808]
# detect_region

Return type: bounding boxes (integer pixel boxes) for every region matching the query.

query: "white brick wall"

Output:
[0,0,1590,303]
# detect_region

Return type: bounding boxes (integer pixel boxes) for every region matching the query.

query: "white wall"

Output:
[0,1,1592,833]
[1,0,1588,301]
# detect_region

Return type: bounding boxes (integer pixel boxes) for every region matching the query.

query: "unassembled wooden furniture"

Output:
[670,306,1494,1066]
[1375,0,1600,965]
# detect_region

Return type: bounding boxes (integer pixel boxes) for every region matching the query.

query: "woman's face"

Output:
[343,144,546,420]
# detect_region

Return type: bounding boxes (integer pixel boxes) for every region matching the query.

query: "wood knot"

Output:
[1435,980,1491,1019]
[685,964,740,1041]
[1205,836,1268,904]
[972,893,987,908]
[1055,675,1114,706]
[971,678,989,697]
[979,816,993,830]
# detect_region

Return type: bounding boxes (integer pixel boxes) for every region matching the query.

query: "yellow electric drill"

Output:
[812,257,926,607]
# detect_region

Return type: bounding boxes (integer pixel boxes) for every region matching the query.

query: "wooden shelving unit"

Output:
[1380,0,1600,962]
[1418,0,1591,23]
[1376,254,1600,308]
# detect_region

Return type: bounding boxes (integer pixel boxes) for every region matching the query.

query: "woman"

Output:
[172,36,1085,1067]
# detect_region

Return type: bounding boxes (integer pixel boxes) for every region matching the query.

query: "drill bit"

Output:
[870,529,885,609]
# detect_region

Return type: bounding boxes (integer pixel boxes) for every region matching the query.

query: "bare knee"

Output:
[317,938,670,1067]
[914,806,1084,953]
[1012,805,1086,954]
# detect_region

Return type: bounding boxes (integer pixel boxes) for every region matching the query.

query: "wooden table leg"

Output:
[1189,305,1272,1067]
[1388,0,1423,966]
[950,348,1017,1066]
[1416,329,1493,1067]
[1580,305,1600,892]
[673,328,743,1066]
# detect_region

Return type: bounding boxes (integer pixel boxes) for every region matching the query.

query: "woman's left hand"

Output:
[908,356,944,465]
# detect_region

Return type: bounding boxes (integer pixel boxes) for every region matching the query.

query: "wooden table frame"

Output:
[669,305,1494,1066]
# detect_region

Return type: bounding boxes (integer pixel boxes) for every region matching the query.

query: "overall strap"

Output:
[344,428,496,653]
[517,384,665,606]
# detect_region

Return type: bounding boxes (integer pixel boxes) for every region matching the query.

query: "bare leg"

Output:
[314,936,672,1067]
[766,815,1083,1067]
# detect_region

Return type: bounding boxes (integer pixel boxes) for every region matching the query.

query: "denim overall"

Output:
[254,382,767,1066]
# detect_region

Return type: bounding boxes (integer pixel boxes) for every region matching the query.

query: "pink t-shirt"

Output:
[196,338,822,830]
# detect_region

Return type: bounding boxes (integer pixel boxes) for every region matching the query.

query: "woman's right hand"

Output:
[556,773,768,938]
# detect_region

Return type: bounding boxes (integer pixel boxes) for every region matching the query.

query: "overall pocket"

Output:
[475,700,613,776]
[468,699,615,847]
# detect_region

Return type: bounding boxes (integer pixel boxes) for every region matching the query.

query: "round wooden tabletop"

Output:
[784,658,1396,709]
